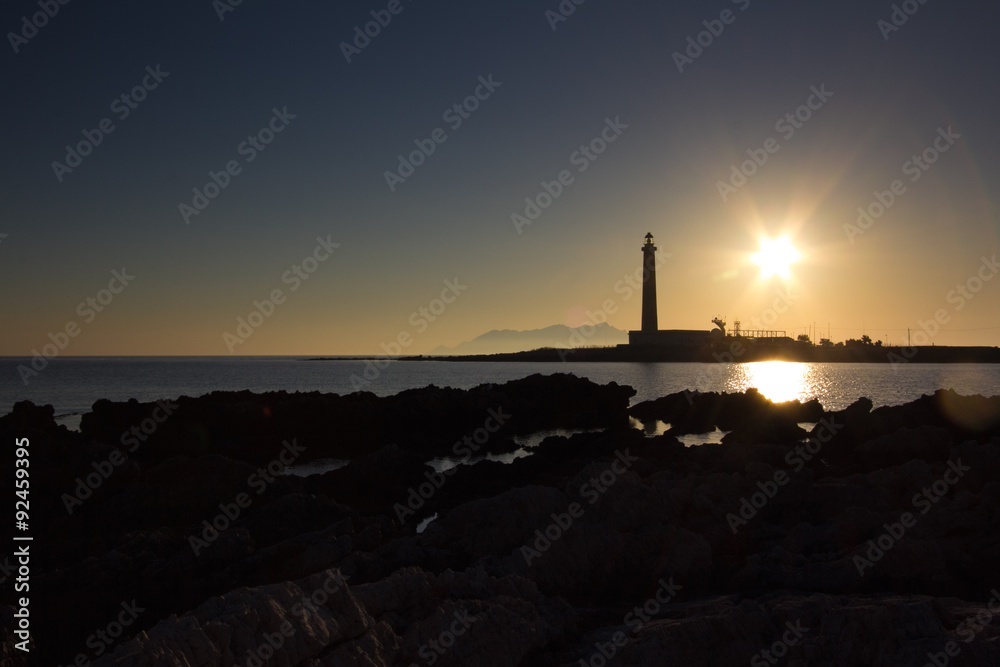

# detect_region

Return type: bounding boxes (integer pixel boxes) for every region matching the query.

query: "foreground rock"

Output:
[77,373,635,465]
[1,381,999,665]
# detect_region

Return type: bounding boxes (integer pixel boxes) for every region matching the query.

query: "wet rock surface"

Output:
[1,378,999,665]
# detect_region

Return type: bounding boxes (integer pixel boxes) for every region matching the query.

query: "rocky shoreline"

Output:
[2,373,1000,665]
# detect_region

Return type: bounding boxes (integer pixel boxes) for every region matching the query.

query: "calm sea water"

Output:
[1,357,998,428]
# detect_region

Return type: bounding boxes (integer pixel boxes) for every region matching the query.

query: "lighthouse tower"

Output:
[641,232,658,332]
[629,232,714,348]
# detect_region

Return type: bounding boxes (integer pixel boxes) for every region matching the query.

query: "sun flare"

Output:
[733,361,811,404]
[752,236,800,280]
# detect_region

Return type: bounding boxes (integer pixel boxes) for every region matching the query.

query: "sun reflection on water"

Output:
[725,361,818,404]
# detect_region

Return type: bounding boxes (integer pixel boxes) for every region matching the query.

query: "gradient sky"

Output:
[2,0,998,355]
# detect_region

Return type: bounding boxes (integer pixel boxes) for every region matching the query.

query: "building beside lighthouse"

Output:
[628,233,714,347]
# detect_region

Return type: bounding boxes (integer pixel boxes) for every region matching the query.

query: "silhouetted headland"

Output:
[396,341,1000,363]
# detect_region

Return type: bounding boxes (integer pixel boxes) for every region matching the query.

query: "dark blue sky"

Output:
[2,0,998,353]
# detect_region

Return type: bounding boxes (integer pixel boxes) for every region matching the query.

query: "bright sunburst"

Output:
[752,236,800,280]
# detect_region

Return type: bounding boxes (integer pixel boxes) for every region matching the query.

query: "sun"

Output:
[752,236,800,279]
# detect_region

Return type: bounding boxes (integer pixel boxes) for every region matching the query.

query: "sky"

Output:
[1,0,998,355]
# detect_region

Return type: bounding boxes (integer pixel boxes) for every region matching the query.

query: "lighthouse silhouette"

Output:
[628,233,711,348]
[641,232,658,332]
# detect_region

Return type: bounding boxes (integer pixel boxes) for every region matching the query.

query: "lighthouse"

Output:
[628,233,712,348]
[641,232,658,332]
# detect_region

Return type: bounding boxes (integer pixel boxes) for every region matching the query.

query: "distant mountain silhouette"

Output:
[432,323,628,355]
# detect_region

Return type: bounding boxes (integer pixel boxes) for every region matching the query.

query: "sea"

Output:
[2,357,999,432]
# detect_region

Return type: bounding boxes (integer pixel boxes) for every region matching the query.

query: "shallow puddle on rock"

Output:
[512,427,603,449]
[416,513,438,534]
[426,449,533,472]
[425,427,603,471]
[630,417,729,446]
[279,458,350,477]
[630,416,669,437]
[674,428,730,447]
[55,413,84,432]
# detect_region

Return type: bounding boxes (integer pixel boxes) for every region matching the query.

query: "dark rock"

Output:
[6,379,1000,666]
